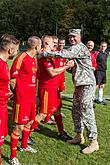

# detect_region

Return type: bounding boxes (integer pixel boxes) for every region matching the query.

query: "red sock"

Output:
[10,132,20,159]
[45,107,57,122]
[31,120,39,130]
[54,114,64,135]
[0,149,2,164]
[21,126,30,148]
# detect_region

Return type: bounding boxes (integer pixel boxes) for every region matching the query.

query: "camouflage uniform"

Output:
[43,42,98,140]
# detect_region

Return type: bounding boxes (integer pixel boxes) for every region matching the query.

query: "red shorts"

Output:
[0,104,8,146]
[58,74,65,92]
[39,88,57,115]
[12,102,36,125]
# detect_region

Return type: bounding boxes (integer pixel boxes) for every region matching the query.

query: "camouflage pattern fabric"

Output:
[43,42,96,86]
[72,84,97,140]
[42,42,98,140]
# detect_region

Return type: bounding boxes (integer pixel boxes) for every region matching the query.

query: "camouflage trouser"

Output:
[72,84,97,140]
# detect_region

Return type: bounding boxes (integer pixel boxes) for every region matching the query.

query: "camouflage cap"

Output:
[68,29,81,36]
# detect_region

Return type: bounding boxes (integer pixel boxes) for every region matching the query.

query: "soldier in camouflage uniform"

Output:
[42,29,99,154]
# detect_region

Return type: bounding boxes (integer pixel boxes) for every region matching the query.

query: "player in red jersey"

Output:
[52,38,68,140]
[9,36,41,165]
[52,35,58,51]
[57,38,66,92]
[46,35,59,124]
[87,41,99,72]
[0,34,19,164]
[32,35,74,141]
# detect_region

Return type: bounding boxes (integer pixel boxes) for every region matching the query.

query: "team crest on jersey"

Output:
[60,62,63,66]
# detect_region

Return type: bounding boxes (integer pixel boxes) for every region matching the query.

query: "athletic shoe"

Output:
[27,136,36,145]
[96,100,107,105]
[9,157,21,165]
[50,115,55,121]
[58,132,72,142]
[19,146,37,153]
[47,119,56,125]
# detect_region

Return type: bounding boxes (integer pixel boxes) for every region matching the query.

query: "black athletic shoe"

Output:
[58,132,72,142]
[96,100,107,105]
[99,100,107,105]
[27,136,36,145]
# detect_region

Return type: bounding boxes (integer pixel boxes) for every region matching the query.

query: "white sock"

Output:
[98,88,103,102]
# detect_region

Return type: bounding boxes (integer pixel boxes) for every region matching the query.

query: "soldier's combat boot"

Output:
[67,133,85,144]
[82,140,99,154]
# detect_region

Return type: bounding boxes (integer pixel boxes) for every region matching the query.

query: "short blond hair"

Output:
[0,34,20,50]
[27,36,41,49]
[41,35,53,46]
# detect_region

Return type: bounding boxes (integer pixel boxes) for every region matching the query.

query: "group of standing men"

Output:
[0,28,108,165]
[87,40,108,105]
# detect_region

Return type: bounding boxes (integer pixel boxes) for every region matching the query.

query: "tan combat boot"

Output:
[82,140,99,154]
[67,133,85,144]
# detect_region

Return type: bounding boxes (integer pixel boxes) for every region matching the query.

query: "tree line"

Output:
[0,0,110,44]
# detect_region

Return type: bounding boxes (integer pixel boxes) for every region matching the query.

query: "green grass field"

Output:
[2,56,110,165]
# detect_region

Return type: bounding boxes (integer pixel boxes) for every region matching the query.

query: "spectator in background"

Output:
[87,41,99,72]
[0,34,19,164]
[52,36,58,51]
[95,41,108,105]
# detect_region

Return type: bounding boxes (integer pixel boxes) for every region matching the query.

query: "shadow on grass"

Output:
[62,103,72,111]
[36,124,59,140]
[2,154,9,164]
[62,97,73,111]
[62,97,73,103]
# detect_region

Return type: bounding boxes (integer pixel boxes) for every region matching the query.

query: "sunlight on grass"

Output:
[3,56,110,165]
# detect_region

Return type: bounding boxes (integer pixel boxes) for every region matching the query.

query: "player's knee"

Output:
[13,124,24,134]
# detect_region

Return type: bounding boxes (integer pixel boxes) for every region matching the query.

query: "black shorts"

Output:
[95,70,106,85]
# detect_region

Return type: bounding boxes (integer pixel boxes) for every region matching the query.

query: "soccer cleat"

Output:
[19,145,37,153]
[95,99,107,105]
[67,133,85,144]
[47,119,56,125]
[27,136,36,145]
[58,132,72,142]
[99,100,107,105]
[9,157,21,165]
[50,115,55,121]
[82,140,99,154]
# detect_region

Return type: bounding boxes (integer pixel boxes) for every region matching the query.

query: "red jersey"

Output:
[38,57,57,88]
[10,52,37,104]
[52,58,66,91]
[90,51,99,71]
[0,58,10,104]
